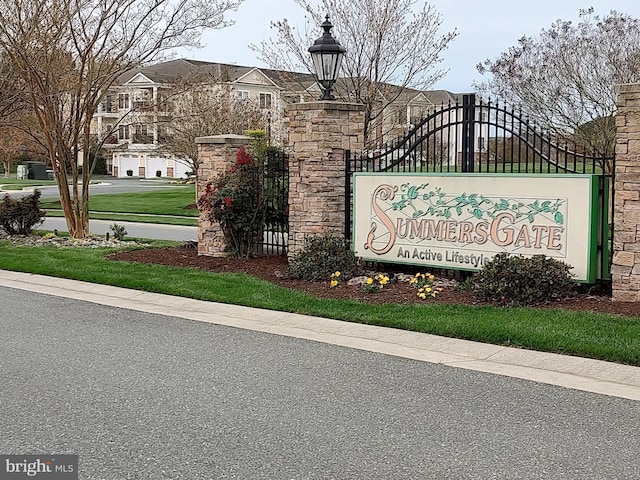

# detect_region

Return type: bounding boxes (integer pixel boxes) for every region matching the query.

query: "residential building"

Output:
[94,59,310,178]
[93,58,475,178]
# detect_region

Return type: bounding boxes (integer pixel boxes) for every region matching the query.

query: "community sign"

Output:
[352,173,600,282]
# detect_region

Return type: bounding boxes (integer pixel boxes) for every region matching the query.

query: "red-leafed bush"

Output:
[198,148,264,258]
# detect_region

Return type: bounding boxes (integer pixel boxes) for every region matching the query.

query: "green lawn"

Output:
[40,186,198,215]
[39,186,199,225]
[0,179,58,189]
[1,240,639,367]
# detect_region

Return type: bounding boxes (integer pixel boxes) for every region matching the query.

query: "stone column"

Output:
[196,134,252,257]
[612,84,640,301]
[287,101,365,260]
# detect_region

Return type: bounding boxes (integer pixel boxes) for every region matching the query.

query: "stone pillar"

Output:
[287,101,365,261]
[613,84,640,301]
[196,134,252,257]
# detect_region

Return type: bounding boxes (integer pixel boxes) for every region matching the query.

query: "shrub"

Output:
[110,223,127,241]
[466,252,575,306]
[288,234,362,282]
[0,190,46,235]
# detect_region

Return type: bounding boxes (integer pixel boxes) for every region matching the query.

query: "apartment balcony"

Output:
[102,135,119,146]
[133,101,154,112]
[97,98,119,114]
[131,134,154,144]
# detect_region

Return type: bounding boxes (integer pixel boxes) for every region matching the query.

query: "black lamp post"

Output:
[308,16,346,101]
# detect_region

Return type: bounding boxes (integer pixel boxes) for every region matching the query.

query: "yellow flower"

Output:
[409,277,417,285]
[418,292,426,299]
[425,287,432,293]
[429,274,435,281]
[366,278,373,285]
[334,271,341,277]
[330,279,338,288]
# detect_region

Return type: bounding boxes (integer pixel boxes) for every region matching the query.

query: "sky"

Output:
[177,0,640,93]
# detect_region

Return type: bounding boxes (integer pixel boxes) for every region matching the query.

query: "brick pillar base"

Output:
[196,134,252,257]
[613,84,640,301]
[287,101,365,261]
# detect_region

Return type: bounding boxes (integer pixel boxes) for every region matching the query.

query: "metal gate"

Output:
[257,149,289,255]
[345,94,615,280]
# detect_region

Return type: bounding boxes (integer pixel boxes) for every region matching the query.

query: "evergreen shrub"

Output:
[288,234,362,282]
[0,190,46,235]
[466,252,576,306]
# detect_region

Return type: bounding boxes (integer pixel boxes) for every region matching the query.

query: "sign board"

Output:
[352,173,599,282]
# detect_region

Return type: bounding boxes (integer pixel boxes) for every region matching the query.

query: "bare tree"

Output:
[0,128,21,177]
[251,0,457,145]
[0,126,41,177]
[161,81,266,186]
[0,0,243,237]
[476,9,640,163]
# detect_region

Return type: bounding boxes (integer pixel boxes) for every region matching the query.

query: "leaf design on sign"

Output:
[554,211,564,225]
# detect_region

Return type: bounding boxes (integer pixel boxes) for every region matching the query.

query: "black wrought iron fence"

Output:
[345,95,615,280]
[256,150,289,255]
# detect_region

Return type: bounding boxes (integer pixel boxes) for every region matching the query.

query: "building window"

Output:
[238,90,250,100]
[396,109,407,126]
[133,124,153,143]
[259,92,272,109]
[99,95,115,113]
[118,124,130,141]
[133,90,152,110]
[157,91,169,112]
[478,136,485,151]
[157,123,168,143]
[118,93,130,110]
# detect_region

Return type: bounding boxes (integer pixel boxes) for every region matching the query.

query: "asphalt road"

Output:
[1,287,639,479]
[41,217,197,242]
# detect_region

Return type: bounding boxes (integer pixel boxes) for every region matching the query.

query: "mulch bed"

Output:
[107,244,640,318]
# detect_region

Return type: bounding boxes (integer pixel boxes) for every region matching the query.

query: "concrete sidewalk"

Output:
[1,269,639,401]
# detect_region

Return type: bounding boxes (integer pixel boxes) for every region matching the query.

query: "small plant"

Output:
[466,252,575,306]
[288,234,362,282]
[329,271,342,288]
[0,190,46,235]
[361,274,389,293]
[410,272,443,300]
[110,223,127,241]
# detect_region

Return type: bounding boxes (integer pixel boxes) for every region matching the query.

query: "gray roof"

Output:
[117,59,466,102]
[118,59,255,85]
